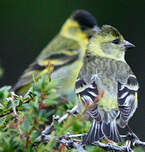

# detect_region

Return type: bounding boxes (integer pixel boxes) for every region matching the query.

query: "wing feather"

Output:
[13,37,81,94]
[117,75,139,128]
[75,79,100,120]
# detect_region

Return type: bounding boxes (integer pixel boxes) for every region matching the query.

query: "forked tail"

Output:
[82,120,121,144]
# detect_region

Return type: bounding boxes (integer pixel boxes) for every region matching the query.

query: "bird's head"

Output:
[60,10,99,43]
[88,25,135,61]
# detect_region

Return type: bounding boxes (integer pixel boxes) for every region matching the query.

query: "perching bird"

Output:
[75,25,139,144]
[13,10,98,97]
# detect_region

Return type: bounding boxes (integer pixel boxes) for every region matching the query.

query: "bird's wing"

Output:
[13,37,81,93]
[75,77,122,143]
[75,78,101,121]
[37,48,80,71]
[117,74,139,128]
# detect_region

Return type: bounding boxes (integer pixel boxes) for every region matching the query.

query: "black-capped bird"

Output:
[13,10,98,97]
[75,25,139,144]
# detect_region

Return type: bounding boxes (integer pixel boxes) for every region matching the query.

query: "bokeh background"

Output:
[0,0,145,139]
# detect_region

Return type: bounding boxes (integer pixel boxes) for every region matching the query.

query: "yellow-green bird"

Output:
[75,25,139,144]
[13,10,98,97]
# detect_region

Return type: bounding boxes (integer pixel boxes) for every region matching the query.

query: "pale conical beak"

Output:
[124,40,136,50]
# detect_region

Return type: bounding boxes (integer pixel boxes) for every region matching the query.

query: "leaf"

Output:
[23,119,30,133]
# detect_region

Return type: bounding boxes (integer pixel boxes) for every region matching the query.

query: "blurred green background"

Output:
[0,0,145,140]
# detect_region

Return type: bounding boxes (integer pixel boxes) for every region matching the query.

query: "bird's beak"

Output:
[124,40,135,50]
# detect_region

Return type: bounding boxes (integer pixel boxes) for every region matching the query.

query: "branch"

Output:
[36,133,87,152]
[56,135,87,152]
[0,91,70,118]
[36,105,145,152]
[93,141,132,152]
[121,132,145,148]
[39,105,79,141]
[10,92,23,136]
[0,92,30,118]
[58,105,78,123]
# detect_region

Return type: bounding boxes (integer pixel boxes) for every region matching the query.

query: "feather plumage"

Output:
[75,25,138,144]
[13,10,98,95]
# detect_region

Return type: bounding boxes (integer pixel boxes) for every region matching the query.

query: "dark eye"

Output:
[112,39,120,44]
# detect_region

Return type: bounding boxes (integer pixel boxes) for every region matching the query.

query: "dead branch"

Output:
[93,141,132,152]
[10,92,23,136]
[37,107,145,152]
[121,132,145,148]
[56,135,87,152]
[40,105,78,139]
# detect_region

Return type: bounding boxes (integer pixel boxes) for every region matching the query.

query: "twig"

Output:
[121,132,145,148]
[58,105,78,123]
[0,91,70,118]
[73,142,87,152]
[11,99,18,122]
[10,92,23,136]
[0,109,13,118]
[56,136,87,152]
[40,135,52,143]
[40,105,78,140]
[133,139,145,147]
[68,133,87,138]
[93,141,132,152]
[42,115,59,135]
[0,92,28,118]
[58,113,69,124]
[36,133,87,152]
[36,104,145,151]
[6,92,18,121]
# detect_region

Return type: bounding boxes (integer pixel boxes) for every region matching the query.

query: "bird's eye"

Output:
[112,39,120,44]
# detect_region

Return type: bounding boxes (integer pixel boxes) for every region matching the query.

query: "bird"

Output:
[13,10,99,97]
[75,25,139,144]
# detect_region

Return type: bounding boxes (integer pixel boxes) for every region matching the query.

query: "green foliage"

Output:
[0,74,143,152]
[0,75,59,151]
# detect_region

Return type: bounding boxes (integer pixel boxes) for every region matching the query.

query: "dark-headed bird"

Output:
[13,10,99,98]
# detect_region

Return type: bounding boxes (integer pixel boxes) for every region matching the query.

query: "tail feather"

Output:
[83,120,121,145]
[103,120,121,143]
[82,120,104,144]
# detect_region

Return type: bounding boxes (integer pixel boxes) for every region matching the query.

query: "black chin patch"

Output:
[72,10,97,29]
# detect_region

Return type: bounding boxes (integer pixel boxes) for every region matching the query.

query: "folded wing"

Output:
[117,74,139,128]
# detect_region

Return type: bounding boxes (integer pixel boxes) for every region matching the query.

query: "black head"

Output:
[72,10,97,31]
